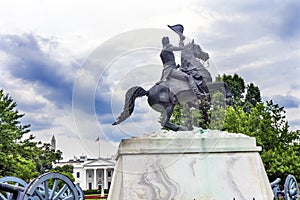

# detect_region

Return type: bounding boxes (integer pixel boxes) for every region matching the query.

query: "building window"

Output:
[107,170,112,177]
[76,172,80,178]
[88,182,92,190]
[88,170,92,178]
[98,170,102,177]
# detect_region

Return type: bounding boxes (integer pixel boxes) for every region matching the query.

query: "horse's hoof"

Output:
[178,126,189,131]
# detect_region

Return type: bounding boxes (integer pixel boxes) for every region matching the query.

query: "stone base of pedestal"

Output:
[108,129,273,200]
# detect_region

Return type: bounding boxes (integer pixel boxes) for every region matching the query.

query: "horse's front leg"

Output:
[161,105,176,130]
[161,105,189,131]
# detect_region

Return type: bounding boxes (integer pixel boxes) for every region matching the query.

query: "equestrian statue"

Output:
[113,25,232,131]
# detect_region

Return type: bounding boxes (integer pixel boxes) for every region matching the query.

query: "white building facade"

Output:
[56,156,115,191]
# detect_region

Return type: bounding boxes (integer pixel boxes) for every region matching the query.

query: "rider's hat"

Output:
[168,24,184,35]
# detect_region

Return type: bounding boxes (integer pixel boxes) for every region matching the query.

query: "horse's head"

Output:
[192,43,209,61]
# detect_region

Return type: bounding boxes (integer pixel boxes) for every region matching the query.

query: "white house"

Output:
[55,155,115,191]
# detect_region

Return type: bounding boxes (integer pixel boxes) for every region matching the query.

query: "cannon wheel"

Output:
[284,174,299,200]
[0,176,28,200]
[76,184,84,200]
[21,172,79,200]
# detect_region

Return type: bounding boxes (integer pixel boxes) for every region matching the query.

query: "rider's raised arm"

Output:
[166,34,185,51]
[179,34,185,48]
[165,43,185,51]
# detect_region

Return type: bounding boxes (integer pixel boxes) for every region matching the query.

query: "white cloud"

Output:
[1,0,300,160]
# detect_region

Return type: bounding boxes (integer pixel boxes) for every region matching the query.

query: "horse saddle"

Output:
[159,77,190,95]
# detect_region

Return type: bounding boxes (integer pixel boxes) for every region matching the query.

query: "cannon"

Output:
[271,174,299,200]
[0,172,84,200]
[0,176,28,200]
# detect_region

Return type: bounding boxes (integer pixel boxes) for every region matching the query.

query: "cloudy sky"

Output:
[0,0,299,160]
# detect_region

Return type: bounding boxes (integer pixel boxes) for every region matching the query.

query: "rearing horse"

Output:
[112,41,232,131]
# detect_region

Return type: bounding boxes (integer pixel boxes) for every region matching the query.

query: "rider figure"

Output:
[156,36,204,99]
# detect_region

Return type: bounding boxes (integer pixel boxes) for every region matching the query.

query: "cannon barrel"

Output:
[0,182,25,193]
[270,178,281,187]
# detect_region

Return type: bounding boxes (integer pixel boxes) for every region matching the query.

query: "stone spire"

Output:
[51,135,56,151]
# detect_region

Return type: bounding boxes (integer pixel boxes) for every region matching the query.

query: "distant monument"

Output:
[51,135,56,151]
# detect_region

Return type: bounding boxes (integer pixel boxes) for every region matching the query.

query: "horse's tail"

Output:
[112,86,148,125]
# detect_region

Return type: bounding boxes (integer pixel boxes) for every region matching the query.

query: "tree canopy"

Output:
[170,74,300,181]
[0,89,63,182]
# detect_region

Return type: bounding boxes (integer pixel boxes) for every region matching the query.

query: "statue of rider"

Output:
[156,25,204,99]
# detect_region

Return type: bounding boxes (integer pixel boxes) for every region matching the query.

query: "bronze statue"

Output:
[156,36,205,98]
[112,25,232,131]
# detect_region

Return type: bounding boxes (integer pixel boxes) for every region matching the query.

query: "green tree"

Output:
[170,103,196,130]
[245,83,261,106]
[170,101,208,130]
[35,143,62,174]
[221,73,245,106]
[224,100,300,180]
[13,156,38,182]
[208,91,226,130]
[244,83,261,113]
[220,74,261,111]
[52,165,75,182]
[170,74,300,180]
[0,89,32,179]
[0,89,63,181]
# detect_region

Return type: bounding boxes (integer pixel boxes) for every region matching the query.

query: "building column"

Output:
[104,168,108,189]
[100,168,105,197]
[93,168,97,189]
[83,169,86,190]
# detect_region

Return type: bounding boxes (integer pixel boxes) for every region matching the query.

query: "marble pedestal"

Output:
[108,129,273,200]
